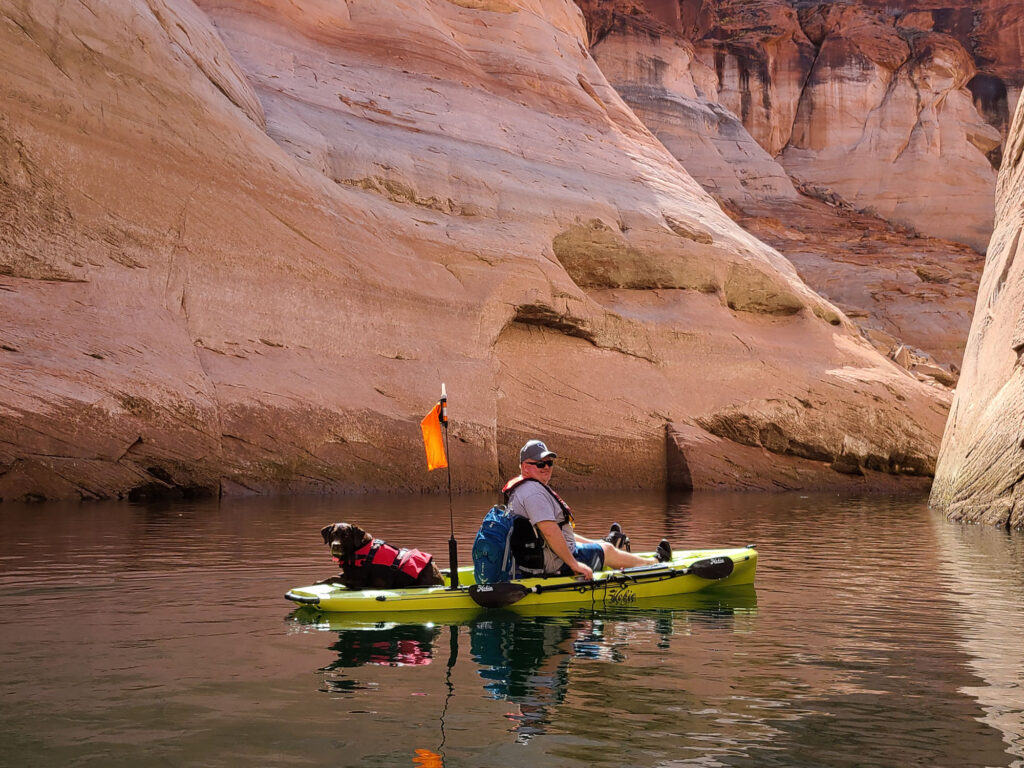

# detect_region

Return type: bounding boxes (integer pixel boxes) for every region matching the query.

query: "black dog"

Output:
[319,522,445,589]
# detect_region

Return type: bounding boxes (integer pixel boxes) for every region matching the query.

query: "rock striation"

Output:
[783,3,999,252]
[582,0,985,379]
[629,0,1003,251]
[1,0,950,501]
[858,0,1024,140]
[931,95,1024,529]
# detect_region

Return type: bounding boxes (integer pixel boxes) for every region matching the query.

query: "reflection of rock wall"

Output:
[0,0,948,501]
[931,96,1024,529]
[931,515,1024,752]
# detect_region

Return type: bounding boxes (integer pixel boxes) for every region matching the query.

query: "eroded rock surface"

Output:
[784,4,999,252]
[729,195,983,377]
[931,96,1024,529]
[583,0,984,378]
[1,0,949,501]
[859,0,1024,139]
[581,0,1004,251]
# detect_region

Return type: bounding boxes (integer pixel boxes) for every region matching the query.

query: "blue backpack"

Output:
[472,506,545,584]
[472,505,517,584]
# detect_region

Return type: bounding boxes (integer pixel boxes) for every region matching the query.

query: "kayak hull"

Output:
[285,546,757,614]
[288,584,758,630]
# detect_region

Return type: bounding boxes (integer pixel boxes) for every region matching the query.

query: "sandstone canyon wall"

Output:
[931,95,1024,530]
[580,0,995,388]
[582,0,1009,251]
[857,0,1024,138]
[0,0,951,501]
[784,4,1000,253]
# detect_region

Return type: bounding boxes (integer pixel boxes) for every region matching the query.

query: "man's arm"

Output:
[535,520,592,579]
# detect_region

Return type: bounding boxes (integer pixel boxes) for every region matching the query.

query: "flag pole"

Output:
[440,383,459,589]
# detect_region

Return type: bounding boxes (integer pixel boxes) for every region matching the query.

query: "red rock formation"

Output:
[583,0,983,376]
[587,10,799,205]
[729,195,983,375]
[931,95,1024,529]
[582,0,1022,247]
[859,0,1024,127]
[0,0,947,501]
[683,0,818,158]
[784,4,998,251]
[666,0,1000,251]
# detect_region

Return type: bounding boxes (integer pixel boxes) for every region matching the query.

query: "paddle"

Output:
[468,555,734,609]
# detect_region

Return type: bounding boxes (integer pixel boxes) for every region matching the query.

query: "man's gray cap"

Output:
[520,439,557,463]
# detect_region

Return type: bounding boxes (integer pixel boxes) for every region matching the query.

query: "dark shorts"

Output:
[558,542,605,576]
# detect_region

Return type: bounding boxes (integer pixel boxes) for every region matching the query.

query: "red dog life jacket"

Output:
[336,539,434,585]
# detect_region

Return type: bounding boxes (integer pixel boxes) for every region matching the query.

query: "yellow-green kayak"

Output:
[284,545,757,613]
[287,584,758,630]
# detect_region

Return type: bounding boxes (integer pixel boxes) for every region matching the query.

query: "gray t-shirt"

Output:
[507,480,574,573]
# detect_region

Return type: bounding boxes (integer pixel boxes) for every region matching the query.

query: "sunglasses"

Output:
[526,459,554,468]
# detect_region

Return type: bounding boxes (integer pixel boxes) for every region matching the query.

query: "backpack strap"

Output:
[504,477,574,528]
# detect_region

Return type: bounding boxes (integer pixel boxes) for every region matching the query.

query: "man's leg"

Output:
[600,542,656,570]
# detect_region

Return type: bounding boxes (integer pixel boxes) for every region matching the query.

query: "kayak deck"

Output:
[285,545,757,613]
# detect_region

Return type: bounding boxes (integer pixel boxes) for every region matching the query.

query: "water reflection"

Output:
[931,517,1024,767]
[7,492,1024,768]
[324,624,441,670]
[290,588,757,746]
[470,614,573,742]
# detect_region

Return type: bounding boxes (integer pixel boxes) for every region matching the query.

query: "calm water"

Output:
[1,491,1023,768]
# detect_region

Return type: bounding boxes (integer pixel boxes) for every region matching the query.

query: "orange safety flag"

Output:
[420,402,448,471]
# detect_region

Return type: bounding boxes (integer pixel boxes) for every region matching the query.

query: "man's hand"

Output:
[571,561,593,580]
[536,519,592,579]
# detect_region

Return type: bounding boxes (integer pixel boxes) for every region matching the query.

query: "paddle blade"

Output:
[469,582,530,608]
[689,556,734,581]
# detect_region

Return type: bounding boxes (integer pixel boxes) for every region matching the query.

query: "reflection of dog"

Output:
[319,522,444,589]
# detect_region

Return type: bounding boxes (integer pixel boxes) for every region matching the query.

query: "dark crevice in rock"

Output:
[968,73,1010,166]
[146,465,175,484]
[511,304,597,344]
[665,424,694,492]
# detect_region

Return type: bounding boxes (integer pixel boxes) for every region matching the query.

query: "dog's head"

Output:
[320,522,372,564]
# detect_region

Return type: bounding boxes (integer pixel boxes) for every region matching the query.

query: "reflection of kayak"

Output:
[284,546,757,614]
[288,583,758,631]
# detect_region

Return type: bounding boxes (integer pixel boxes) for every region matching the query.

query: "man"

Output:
[503,439,671,579]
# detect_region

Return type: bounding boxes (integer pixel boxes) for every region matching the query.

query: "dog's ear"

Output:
[320,524,336,545]
[349,524,371,549]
